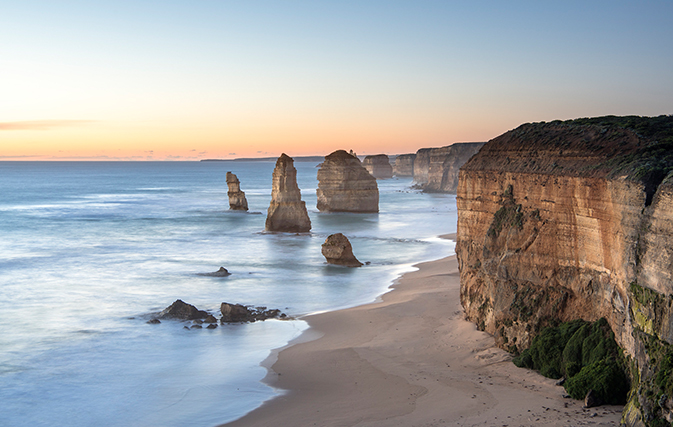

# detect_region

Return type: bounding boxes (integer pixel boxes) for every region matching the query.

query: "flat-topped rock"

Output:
[316,150,379,213]
[226,172,248,211]
[362,154,393,179]
[265,154,311,232]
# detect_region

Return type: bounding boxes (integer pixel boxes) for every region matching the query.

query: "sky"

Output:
[1,1,672,161]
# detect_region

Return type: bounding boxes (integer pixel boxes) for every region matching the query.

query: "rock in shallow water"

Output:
[220,302,287,323]
[158,299,209,320]
[226,171,248,211]
[316,150,378,213]
[321,233,363,267]
[197,267,231,277]
[265,154,311,233]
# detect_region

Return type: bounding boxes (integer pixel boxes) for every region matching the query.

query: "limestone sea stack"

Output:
[265,154,311,233]
[393,153,416,177]
[362,154,393,179]
[321,233,363,267]
[412,142,485,193]
[316,150,379,213]
[226,172,248,211]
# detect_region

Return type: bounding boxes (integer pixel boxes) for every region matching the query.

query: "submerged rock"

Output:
[362,154,393,179]
[197,267,231,277]
[316,150,379,213]
[226,172,248,211]
[157,299,209,320]
[321,233,363,267]
[146,318,161,324]
[265,154,311,232]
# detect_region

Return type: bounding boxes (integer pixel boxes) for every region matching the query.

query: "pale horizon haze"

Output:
[2,1,672,160]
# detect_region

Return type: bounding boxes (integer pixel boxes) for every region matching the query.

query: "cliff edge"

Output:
[455,115,673,426]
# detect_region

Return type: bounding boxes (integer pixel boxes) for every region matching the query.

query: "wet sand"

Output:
[223,252,622,427]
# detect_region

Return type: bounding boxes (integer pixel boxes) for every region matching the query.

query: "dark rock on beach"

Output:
[146,318,161,324]
[584,389,602,408]
[158,299,209,320]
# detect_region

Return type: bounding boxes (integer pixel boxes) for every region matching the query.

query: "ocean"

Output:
[0,160,456,427]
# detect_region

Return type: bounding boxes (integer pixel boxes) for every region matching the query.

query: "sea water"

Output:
[0,161,456,427]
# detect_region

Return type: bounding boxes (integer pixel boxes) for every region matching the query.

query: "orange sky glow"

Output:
[1,2,671,161]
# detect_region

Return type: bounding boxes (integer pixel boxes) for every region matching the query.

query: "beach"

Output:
[224,246,624,426]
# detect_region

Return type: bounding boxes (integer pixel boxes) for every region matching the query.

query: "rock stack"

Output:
[411,142,485,192]
[316,150,379,213]
[321,233,363,267]
[226,172,248,211]
[265,154,311,233]
[362,154,393,179]
[393,154,416,177]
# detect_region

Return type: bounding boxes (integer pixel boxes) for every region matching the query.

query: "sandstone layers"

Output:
[362,154,393,179]
[393,153,416,177]
[455,116,673,425]
[316,150,379,213]
[226,172,248,211]
[265,154,311,233]
[321,233,363,267]
[411,142,484,192]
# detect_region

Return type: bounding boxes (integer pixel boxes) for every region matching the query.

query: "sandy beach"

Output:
[224,248,623,426]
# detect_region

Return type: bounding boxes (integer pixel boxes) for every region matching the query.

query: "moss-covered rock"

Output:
[513,318,629,404]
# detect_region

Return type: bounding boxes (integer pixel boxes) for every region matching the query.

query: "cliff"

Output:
[455,115,673,426]
[412,142,485,193]
[393,153,415,177]
[226,172,248,211]
[362,154,393,179]
[316,150,379,213]
[265,154,311,233]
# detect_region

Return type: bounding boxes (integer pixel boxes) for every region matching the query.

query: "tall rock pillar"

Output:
[265,154,311,232]
[226,172,248,211]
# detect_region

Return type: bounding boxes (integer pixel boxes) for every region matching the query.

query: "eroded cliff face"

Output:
[393,154,415,177]
[362,154,393,179]
[265,154,311,233]
[412,142,485,193]
[456,118,673,426]
[316,150,379,213]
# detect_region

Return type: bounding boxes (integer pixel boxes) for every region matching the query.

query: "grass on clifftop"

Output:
[560,116,673,204]
[513,318,629,404]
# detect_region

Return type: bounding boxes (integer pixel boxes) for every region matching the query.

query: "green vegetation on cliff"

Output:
[561,115,673,205]
[513,318,629,404]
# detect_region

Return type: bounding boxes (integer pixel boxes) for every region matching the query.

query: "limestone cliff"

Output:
[362,154,393,179]
[455,116,673,426]
[393,153,415,177]
[226,172,248,211]
[412,142,485,193]
[316,150,379,213]
[265,154,311,233]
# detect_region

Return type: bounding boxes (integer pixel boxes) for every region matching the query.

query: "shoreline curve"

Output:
[222,246,623,426]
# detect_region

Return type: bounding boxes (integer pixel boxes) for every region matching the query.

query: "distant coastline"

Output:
[201,156,325,163]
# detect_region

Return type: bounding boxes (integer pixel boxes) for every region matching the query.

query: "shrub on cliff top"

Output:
[513,318,628,404]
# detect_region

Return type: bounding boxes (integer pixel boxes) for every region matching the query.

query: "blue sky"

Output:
[1,1,672,159]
